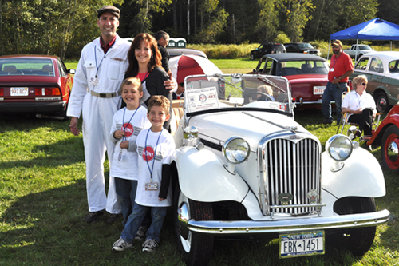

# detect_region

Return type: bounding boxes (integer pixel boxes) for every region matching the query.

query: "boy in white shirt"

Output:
[110,77,151,225]
[113,95,176,252]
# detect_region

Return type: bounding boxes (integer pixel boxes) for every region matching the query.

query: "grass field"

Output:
[65,58,256,74]
[1,58,398,264]
[0,109,398,265]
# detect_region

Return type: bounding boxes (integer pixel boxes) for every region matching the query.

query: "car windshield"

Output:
[280,60,328,75]
[0,58,55,77]
[389,60,399,73]
[184,74,293,116]
[298,43,313,49]
[359,46,371,50]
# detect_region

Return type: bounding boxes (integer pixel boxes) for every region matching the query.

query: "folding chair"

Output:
[337,112,382,140]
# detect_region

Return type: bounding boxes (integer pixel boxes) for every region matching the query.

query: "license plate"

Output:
[313,86,325,95]
[10,87,29,96]
[279,230,325,258]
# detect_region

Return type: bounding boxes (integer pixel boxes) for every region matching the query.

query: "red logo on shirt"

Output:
[143,146,154,161]
[121,123,134,137]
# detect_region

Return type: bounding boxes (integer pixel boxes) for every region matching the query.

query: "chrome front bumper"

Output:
[185,209,389,234]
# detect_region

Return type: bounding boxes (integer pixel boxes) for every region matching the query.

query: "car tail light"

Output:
[0,88,3,97]
[35,87,61,96]
[34,87,62,101]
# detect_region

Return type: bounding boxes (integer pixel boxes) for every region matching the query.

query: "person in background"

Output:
[112,95,175,253]
[342,75,376,137]
[67,6,131,224]
[110,77,151,225]
[154,30,170,74]
[321,39,354,124]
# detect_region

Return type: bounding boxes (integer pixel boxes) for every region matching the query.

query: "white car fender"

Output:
[321,148,386,198]
[176,146,249,202]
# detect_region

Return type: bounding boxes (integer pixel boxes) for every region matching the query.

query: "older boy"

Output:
[113,95,175,252]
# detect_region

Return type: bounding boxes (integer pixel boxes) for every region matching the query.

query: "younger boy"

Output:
[110,77,151,225]
[113,95,176,252]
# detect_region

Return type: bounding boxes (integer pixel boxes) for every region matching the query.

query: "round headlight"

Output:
[223,137,250,164]
[327,134,353,161]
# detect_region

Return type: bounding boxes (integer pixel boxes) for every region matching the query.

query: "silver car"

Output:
[352,51,399,113]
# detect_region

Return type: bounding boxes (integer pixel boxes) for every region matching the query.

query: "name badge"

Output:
[145,181,159,191]
[329,68,334,72]
[90,76,98,86]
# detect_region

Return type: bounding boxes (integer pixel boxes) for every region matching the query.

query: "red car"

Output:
[367,104,399,170]
[253,53,329,107]
[0,54,74,118]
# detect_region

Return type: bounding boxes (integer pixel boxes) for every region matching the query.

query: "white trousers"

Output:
[82,94,121,213]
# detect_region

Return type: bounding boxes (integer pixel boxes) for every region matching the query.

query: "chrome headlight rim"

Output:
[327,134,353,161]
[223,137,251,164]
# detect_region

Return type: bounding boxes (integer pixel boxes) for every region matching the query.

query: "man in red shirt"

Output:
[321,39,354,124]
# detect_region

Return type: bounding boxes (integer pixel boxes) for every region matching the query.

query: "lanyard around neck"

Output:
[122,107,139,141]
[144,129,163,179]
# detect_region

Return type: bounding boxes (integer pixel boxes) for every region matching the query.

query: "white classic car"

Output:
[171,74,389,265]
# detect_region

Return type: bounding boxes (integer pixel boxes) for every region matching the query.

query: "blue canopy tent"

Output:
[328,18,399,60]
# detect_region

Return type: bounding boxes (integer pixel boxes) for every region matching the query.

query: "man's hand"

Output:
[164,77,177,91]
[69,117,80,136]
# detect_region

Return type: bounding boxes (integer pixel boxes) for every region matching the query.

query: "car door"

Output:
[366,57,386,95]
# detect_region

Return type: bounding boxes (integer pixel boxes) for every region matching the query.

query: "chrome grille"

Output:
[259,136,321,215]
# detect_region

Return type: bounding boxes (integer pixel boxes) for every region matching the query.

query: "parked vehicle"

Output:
[0,54,74,118]
[284,42,319,55]
[344,44,374,59]
[168,48,207,58]
[252,53,328,106]
[171,73,389,265]
[367,104,399,170]
[351,51,399,113]
[250,42,286,60]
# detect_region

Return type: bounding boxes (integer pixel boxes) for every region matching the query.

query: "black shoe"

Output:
[85,210,104,224]
[105,213,122,224]
[354,129,362,138]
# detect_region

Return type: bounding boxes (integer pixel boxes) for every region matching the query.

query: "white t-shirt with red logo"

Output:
[110,106,151,180]
[135,128,176,207]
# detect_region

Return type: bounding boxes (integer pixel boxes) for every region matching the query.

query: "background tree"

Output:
[378,0,399,25]
[254,0,279,43]
[278,0,314,42]
[192,0,228,43]
[0,0,388,58]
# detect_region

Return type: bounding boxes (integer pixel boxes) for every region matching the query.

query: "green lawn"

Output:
[0,109,398,265]
[65,58,257,74]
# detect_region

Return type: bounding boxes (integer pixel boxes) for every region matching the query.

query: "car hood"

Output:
[189,110,310,148]
[285,74,327,84]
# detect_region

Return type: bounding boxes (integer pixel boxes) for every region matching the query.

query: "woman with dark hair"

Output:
[125,33,171,105]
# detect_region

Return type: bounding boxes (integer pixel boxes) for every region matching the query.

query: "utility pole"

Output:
[187,0,190,36]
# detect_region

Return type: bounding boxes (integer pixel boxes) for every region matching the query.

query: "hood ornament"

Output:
[288,125,298,132]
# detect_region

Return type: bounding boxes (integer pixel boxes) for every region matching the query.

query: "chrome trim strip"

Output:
[186,209,390,234]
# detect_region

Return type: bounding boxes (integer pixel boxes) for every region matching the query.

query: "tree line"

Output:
[0,0,397,59]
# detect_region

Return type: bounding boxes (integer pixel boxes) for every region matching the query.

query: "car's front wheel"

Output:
[381,125,399,170]
[174,188,214,266]
[329,197,377,256]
